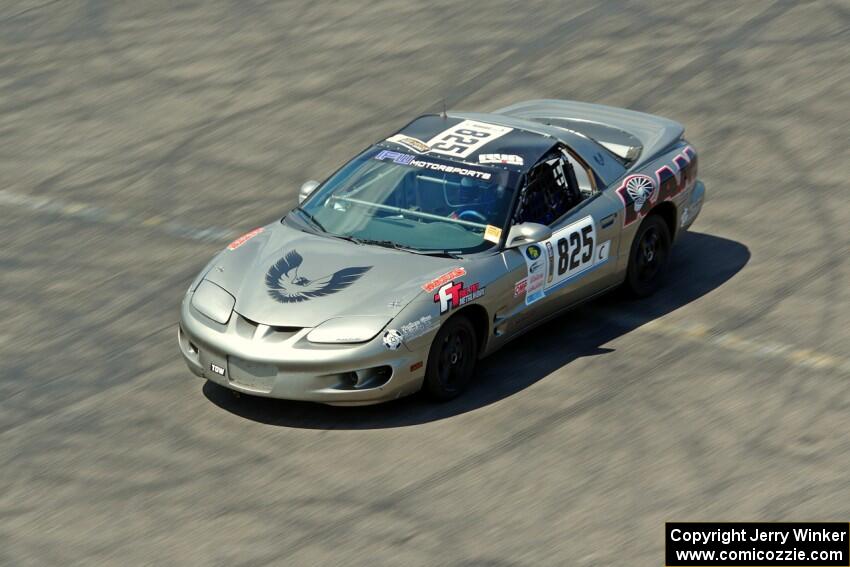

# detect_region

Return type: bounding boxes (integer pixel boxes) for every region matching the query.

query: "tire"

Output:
[423,315,478,401]
[624,214,672,298]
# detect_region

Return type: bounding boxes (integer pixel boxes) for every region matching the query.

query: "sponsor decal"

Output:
[425,119,513,159]
[434,281,485,314]
[265,249,370,303]
[399,315,435,341]
[422,267,466,293]
[374,150,491,180]
[521,245,546,301]
[412,159,491,180]
[655,165,677,197]
[616,174,657,228]
[386,134,430,153]
[620,174,656,212]
[479,153,524,166]
[483,224,502,244]
[382,329,403,350]
[513,278,528,297]
[227,227,263,251]
[374,149,416,166]
[524,261,546,304]
[618,146,698,227]
[518,216,609,305]
[410,361,423,372]
[209,362,225,376]
[625,175,655,212]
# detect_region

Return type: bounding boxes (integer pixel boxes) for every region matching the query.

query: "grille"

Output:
[233,313,301,342]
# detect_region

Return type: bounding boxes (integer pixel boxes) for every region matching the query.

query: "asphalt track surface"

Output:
[2,1,849,565]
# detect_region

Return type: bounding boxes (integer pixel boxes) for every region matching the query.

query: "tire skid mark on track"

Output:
[315,2,617,147]
[0,189,236,243]
[0,0,61,26]
[0,322,176,438]
[0,258,202,430]
[754,128,843,348]
[627,1,791,110]
[630,317,850,375]
[439,3,617,107]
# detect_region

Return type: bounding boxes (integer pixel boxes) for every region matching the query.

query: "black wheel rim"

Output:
[436,327,474,393]
[635,226,665,283]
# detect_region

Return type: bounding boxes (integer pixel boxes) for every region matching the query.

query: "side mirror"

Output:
[505,222,552,248]
[298,180,320,203]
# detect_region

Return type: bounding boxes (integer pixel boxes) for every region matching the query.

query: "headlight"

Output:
[191,280,235,324]
[187,257,219,294]
[307,316,390,344]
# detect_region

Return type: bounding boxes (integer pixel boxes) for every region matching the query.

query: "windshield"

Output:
[296,147,519,253]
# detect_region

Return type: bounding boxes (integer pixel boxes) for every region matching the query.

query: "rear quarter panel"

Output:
[614,140,699,272]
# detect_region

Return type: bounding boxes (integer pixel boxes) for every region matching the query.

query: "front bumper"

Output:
[178,295,428,405]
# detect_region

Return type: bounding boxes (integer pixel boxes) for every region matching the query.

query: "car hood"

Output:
[202,221,459,327]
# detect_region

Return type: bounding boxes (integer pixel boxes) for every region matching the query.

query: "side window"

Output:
[513,153,582,226]
[562,148,596,197]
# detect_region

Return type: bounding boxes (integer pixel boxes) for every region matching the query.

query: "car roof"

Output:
[454,111,627,185]
[379,112,627,185]
[378,114,557,173]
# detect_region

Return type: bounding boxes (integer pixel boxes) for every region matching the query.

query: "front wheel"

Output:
[423,316,478,401]
[624,214,671,298]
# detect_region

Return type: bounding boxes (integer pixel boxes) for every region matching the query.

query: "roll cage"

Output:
[495,143,600,248]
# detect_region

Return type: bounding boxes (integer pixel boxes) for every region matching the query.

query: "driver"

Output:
[459,176,487,203]
[449,177,504,223]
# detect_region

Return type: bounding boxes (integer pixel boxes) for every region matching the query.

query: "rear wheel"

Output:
[624,214,671,298]
[423,316,478,401]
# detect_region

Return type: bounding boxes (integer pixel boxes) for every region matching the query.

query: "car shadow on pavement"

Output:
[203,231,750,429]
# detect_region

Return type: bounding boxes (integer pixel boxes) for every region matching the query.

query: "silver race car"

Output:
[178,99,705,405]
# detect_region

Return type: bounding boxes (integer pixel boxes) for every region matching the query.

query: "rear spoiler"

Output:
[496,99,683,168]
[597,140,642,163]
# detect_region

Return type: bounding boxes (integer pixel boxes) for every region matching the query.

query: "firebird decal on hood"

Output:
[265,250,371,303]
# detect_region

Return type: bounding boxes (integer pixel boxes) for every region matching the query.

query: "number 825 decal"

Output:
[556,223,594,276]
[425,120,513,159]
[520,216,609,302]
[545,216,600,289]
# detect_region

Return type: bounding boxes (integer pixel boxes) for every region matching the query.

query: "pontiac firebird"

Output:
[178,100,705,405]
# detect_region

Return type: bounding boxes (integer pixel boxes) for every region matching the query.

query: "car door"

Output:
[537,190,623,310]
[500,148,622,335]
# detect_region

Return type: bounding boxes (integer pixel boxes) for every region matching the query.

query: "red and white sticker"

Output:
[422,267,466,293]
[513,278,528,297]
[227,227,263,250]
[434,280,485,314]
